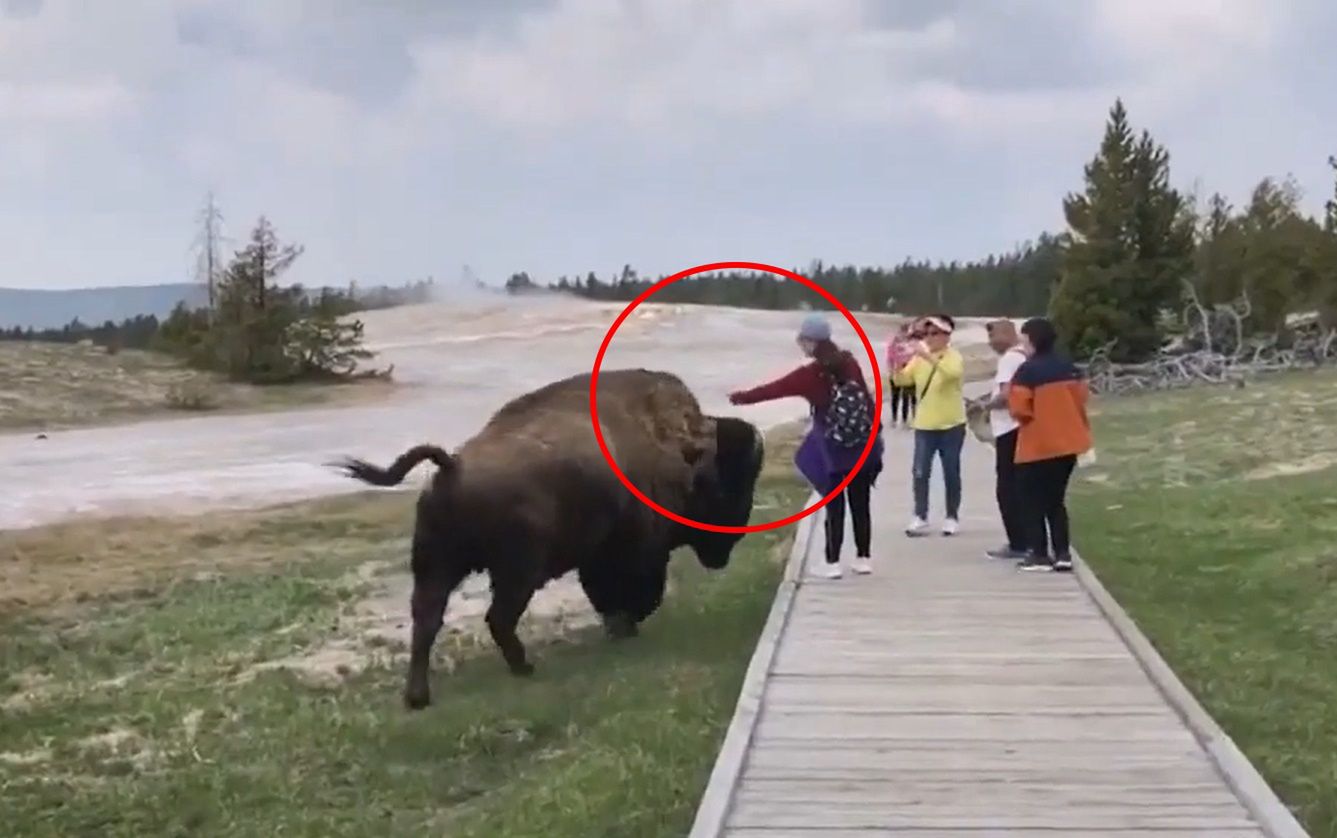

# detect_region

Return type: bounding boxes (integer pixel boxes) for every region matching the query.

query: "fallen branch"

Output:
[1083,288,1335,395]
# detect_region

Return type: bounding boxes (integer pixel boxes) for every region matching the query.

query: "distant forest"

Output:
[522,235,1061,318]
[2,279,436,351]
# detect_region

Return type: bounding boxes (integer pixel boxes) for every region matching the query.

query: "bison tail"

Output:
[329,444,455,487]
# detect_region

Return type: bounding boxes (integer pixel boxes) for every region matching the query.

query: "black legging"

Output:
[890,385,916,423]
[825,468,873,564]
[1018,455,1077,558]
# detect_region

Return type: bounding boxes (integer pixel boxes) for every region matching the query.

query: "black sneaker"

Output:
[1018,555,1055,572]
[1053,554,1074,572]
[986,546,1028,561]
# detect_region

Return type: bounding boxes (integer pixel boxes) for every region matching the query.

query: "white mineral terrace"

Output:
[0,296,993,530]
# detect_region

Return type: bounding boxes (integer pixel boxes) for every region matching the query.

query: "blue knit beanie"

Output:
[798,313,831,342]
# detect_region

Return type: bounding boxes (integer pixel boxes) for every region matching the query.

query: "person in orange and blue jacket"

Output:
[1006,317,1092,573]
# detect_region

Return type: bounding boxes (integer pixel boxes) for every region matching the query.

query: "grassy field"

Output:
[1071,370,1337,836]
[0,341,393,433]
[0,428,808,837]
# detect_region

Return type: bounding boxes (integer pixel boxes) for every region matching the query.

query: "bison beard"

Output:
[332,369,765,710]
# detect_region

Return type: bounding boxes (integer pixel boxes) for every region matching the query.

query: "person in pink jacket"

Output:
[885,321,918,428]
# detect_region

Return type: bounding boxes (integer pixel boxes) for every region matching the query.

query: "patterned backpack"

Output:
[823,374,874,449]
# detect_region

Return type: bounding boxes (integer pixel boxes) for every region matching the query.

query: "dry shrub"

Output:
[164,380,220,412]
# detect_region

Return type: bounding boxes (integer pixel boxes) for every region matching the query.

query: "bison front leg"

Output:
[625,557,669,626]
[577,563,638,639]
[592,558,669,639]
[486,576,539,676]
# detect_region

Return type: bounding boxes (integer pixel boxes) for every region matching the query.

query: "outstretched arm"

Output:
[729,366,813,406]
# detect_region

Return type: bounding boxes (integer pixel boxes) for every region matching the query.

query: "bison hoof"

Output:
[604,614,639,639]
[404,690,431,711]
[509,661,535,677]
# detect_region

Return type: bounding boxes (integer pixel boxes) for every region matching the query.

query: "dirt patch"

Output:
[180,709,204,743]
[76,726,160,771]
[0,491,413,613]
[239,561,600,688]
[1243,453,1337,482]
[2,668,146,713]
[1,671,55,712]
[0,729,160,787]
[1076,369,1337,493]
[78,728,138,752]
[0,341,394,433]
[0,747,52,766]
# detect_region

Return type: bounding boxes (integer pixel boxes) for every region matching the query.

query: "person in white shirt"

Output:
[980,319,1029,560]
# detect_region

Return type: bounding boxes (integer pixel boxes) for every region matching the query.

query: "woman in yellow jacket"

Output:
[896,315,967,537]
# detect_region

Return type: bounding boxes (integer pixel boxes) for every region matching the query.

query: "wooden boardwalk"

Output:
[691,427,1306,837]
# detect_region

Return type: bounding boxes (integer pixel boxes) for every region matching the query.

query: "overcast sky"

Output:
[3,0,1335,290]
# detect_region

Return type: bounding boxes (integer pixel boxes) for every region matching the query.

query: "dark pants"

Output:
[825,468,873,564]
[890,386,916,423]
[912,424,965,520]
[994,429,1027,551]
[1018,455,1077,559]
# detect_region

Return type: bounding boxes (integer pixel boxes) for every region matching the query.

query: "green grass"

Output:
[1071,370,1337,836]
[0,457,806,837]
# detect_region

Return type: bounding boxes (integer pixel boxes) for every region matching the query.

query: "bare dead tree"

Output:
[192,191,226,317]
[461,263,482,289]
[1084,281,1336,396]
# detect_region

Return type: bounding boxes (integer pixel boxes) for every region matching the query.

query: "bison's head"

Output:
[680,416,765,569]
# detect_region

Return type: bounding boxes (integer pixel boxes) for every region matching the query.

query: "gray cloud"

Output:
[1,0,1333,290]
[0,0,41,19]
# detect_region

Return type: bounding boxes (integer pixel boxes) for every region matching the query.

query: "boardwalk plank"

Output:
[754,710,1196,742]
[728,802,1259,831]
[734,779,1243,806]
[725,830,1263,837]
[766,659,1149,684]
[763,681,1169,713]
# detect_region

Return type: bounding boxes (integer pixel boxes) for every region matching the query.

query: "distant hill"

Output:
[0,284,209,330]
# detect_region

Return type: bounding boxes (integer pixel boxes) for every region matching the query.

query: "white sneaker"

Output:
[942,518,960,536]
[814,561,843,579]
[849,557,873,575]
[905,517,929,537]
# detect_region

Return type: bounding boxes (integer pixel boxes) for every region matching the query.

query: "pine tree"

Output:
[222,216,303,315]
[1194,193,1247,305]
[164,216,382,382]
[1051,100,1195,360]
[1235,179,1311,332]
[1326,156,1337,234]
[208,217,303,377]
[505,272,535,293]
[1321,158,1337,328]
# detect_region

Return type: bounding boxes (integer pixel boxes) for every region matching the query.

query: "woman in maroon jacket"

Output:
[729,314,885,579]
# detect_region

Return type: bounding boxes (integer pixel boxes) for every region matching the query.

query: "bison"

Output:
[332,368,765,709]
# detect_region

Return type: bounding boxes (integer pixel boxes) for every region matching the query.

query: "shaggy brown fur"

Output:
[333,368,764,709]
